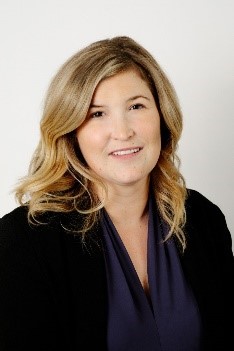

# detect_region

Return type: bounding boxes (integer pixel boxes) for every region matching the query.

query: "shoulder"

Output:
[185,188,226,220]
[0,206,69,232]
[0,206,65,249]
[0,206,29,245]
[186,188,219,209]
[0,206,94,249]
[184,188,232,249]
[0,206,28,227]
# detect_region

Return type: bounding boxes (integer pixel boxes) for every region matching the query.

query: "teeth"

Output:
[113,148,140,156]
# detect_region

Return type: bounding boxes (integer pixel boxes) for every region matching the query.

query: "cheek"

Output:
[143,123,161,143]
[76,130,104,165]
[141,112,161,138]
[77,124,107,148]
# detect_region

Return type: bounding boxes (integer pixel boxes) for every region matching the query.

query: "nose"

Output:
[110,114,134,140]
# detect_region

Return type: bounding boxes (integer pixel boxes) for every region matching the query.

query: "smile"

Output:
[111,147,141,156]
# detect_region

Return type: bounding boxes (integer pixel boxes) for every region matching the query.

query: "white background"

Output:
[0,0,233,246]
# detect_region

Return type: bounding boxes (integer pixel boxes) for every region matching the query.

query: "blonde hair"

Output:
[15,36,187,250]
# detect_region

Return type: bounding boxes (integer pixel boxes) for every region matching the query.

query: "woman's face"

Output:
[76,69,161,191]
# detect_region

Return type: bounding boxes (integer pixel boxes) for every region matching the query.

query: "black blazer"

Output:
[0,189,233,350]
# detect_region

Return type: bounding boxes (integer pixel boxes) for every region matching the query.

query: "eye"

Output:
[90,111,104,118]
[130,103,144,110]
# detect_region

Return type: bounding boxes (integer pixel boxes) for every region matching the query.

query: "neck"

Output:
[98,180,150,225]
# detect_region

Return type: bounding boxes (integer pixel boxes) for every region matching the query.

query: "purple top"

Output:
[101,195,202,350]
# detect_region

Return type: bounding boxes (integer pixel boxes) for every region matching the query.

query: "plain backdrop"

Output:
[0,0,233,246]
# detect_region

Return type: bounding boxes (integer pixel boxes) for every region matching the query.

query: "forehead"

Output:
[92,69,152,102]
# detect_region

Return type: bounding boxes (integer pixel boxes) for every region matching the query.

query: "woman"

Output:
[0,36,233,351]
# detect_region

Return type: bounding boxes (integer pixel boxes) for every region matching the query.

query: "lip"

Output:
[109,146,143,157]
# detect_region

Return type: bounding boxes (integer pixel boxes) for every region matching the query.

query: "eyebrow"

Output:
[90,95,150,108]
[127,95,150,102]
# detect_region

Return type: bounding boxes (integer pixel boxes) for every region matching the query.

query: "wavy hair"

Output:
[15,36,187,250]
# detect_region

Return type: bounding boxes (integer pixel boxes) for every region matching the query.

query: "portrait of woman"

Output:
[0,36,233,351]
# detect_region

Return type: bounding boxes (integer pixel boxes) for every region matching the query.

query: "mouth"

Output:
[110,147,142,156]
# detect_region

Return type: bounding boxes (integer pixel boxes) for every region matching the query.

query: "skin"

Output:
[76,69,161,293]
[76,69,161,195]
